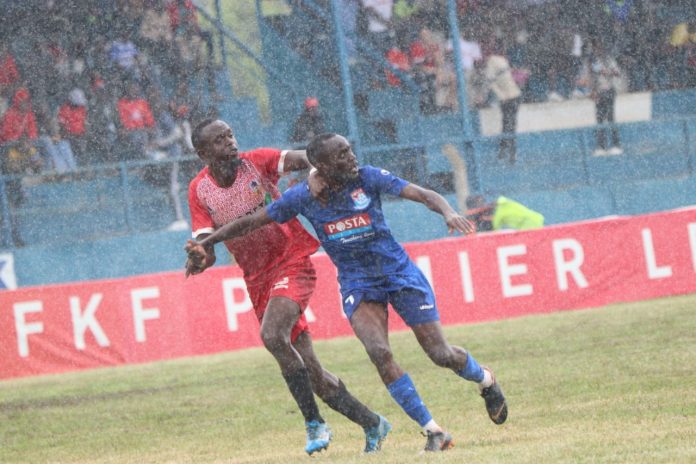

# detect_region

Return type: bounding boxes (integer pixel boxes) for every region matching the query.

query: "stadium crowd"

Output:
[323,0,696,112]
[0,0,219,243]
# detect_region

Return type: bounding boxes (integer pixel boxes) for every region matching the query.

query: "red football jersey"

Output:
[188,148,319,284]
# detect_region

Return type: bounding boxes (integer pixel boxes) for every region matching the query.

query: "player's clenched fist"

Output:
[184,239,214,277]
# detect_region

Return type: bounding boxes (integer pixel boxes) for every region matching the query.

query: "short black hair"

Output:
[191,118,217,150]
[306,133,338,165]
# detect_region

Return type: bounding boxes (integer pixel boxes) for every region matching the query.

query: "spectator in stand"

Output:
[86,76,119,163]
[465,195,544,232]
[0,43,20,96]
[568,25,586,98]
[35,101,77,174]
[0,87,42,247]
[116,81,156,161]
[0,87,38,149]
[484,43,522,164]
[58,88,90,165]
[590,42,623,156]
[291,97,327,144]
[384,44,411,87]
[107,30,141,83]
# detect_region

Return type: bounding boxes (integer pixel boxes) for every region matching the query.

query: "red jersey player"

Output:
[184,119,390,455]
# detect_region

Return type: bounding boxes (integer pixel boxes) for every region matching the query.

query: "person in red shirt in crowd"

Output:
[0,43,20,96]
[58,89,90,165]
[116,82,156,161]
[184,119,390,455]
[0,87,37,144]
[0,87,41,247]
[384,45,411,87]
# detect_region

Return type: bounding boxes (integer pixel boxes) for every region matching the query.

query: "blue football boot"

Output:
[364,415,392,453]
[305,420,332,455]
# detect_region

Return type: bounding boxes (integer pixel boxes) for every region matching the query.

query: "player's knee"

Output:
[260,329,291,354]
[426,345,456,368]
[366,344,394,368]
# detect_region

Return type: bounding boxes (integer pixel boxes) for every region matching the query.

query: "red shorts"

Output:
[246,257,316,342]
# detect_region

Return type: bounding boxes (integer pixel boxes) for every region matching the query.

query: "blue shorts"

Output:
[340,262,440,327]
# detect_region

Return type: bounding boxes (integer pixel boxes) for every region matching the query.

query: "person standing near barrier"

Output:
[183,119,390,455]
[590,42,623,156]
[484,42,521,164]
[187,133,509,452]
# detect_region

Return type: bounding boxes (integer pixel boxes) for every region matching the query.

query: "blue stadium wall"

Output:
[7,89,696,287]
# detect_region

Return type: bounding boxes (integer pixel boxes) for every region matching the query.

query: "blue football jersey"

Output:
[267,166,412,284]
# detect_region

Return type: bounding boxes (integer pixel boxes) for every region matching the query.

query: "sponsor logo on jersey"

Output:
[324,213,374,242]
[419,304,434,310]
[273,277,289,290]
[350,188,370,209]
[345,295,355,305]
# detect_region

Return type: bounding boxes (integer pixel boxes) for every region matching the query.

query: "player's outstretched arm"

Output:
[198,208,274,249]
[399,184,475,235]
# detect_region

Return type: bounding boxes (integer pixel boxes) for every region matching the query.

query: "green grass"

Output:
[1,295,695,463]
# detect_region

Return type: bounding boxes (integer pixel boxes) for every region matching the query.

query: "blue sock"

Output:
[386,373,432,427]
[457,353,485,383]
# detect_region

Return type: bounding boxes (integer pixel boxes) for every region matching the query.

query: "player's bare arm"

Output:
[197,208,274,250]
[283,150,311,172]
[399,184,475,235]
[283,150,327,198]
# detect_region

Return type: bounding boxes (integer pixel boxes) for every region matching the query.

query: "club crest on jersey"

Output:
[350,188,370,209]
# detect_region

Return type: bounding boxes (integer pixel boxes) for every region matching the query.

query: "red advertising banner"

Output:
[2,208,696,380]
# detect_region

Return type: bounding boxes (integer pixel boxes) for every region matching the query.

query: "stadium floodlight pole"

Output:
[446,0,473,141]
[329,0,360,154]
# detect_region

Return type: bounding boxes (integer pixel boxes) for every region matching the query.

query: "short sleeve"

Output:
[266,183,304,224]
[361,165,409,196]
[188,177,214,238]
[244,148,283,183]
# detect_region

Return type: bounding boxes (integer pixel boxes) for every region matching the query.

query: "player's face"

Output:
[199,120,240,168]
[319,136,359,184]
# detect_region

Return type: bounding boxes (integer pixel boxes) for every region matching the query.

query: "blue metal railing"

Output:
[1,114,694,249]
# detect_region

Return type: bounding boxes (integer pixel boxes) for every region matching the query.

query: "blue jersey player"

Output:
[186,133,508,452]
